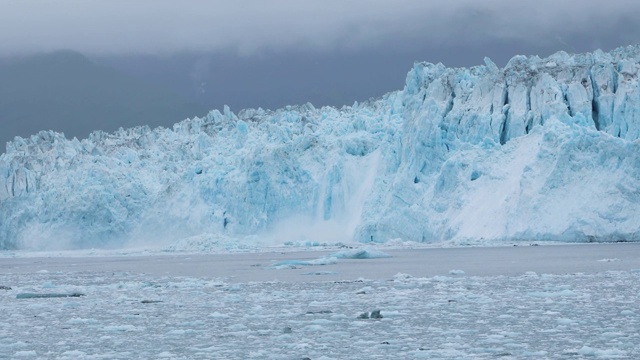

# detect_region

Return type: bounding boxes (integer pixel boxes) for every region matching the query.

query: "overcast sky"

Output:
[1,1,640,147]
[2,0,640,56]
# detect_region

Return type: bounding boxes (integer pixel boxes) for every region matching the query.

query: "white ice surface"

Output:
[1,244,639,359]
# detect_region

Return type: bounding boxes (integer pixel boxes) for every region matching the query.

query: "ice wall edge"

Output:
[1,45,640,250]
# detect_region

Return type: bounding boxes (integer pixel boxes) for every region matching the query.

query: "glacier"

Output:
[1,45,640,250]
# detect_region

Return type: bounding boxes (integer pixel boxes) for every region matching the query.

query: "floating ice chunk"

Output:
[103,325,143,332]
[209,312,229,318]
[306,257,338,265]
[306,310,333,315]
[497,314,515,319]
[227,324,247,331]
[448,269,465,275]
[392,273,414,281]
[303,324,324,332]
[67,318,98,325]
[556,317,576,325]
[329,248,391,259]
[522,350,548,356]
[302,271,337,276]
[166,329,196,336]
[270,256,337,269]
[273,259,312,266]
[412,348,469,358]
[528,290,577,298]
[379,311,402,318]
[600,331,625,339]
[566,346,628,358]
[13,350,37,357]
[157,351,176,358]
[16,292,85,299]
[597,258,621,262]
[61,350,86,357]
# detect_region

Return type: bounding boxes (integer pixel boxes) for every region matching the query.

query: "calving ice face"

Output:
[1,46,640,250]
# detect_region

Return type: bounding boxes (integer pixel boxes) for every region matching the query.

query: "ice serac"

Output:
[1,46,640,250]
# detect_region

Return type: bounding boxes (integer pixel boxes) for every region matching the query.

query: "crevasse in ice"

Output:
[1,45,639,249]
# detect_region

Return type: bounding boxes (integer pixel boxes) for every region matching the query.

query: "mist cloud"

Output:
[1,0,639,56]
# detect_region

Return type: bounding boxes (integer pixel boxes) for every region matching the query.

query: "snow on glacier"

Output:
[1,46,640,250]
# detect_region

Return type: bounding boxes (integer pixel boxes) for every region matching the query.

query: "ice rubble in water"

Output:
[1,45,640,250]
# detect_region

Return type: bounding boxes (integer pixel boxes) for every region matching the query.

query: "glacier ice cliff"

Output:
[1,46,640,250]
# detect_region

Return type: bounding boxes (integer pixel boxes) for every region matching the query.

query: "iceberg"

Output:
[329,248,391,259]
[1,45,640,250]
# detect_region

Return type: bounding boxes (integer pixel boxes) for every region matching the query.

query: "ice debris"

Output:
[269,257,338,269]
[329,248,391,259]
[16,292,85,299]
[302,271,337,276]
